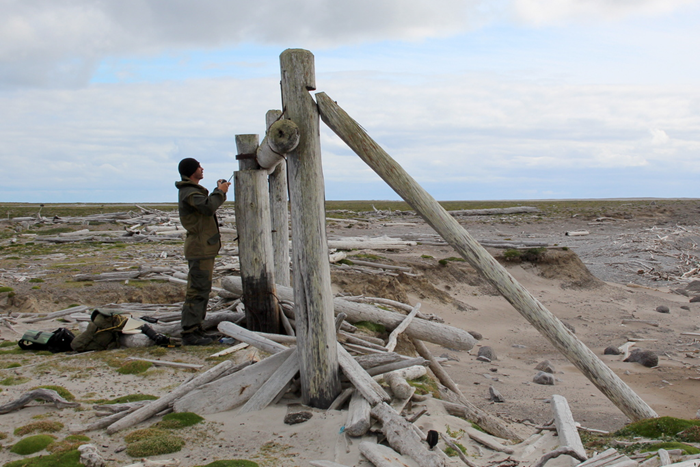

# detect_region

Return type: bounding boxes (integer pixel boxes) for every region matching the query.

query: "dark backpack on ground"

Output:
[18,327,75,353]
[71,309,129,352]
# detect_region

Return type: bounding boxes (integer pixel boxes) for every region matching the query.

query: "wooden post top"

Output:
[280,49,316,91]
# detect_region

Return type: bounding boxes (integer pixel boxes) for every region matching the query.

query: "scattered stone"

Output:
[477,346,496,361]
[604,346,622,355]
[691,296,700,303]
[535,360,555,374]
[656,305,670,314]
[512,344,526,349]
[284,411,313,425]
[623,349,659,368]
[489,385,505,403]
[468,330,483,340]
[533,371,555,385]
[681,306,690,310]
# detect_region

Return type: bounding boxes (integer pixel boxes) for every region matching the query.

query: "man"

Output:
[175,157,231,345]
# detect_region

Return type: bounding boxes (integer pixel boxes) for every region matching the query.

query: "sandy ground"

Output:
[1,200,699,466]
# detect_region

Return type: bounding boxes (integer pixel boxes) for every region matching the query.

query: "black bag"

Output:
[18,327,75,353]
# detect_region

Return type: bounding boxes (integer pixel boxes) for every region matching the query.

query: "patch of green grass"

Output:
[407,375,440,398]
[444,442,467,457]
[0,431,8,440]
[45,435,90,454]
[92,393,158,404]
[14,421,64,436]
[337,258,354,266]
[1,376,30,385]
[28,278,44,283]
[155,412,204,429]
[641,442,700,455]
[350,253,385,261]
[32,386,75,401]
[0,340,17,347]
[3,449,82,467]
[124,427,185,457]
[116,360,153,375]
[0,286,14,293]
[438,256,465,266]
[421,254,433,259]
[35,227,75,236]
[31,286,41,290]
[10,434,57,455]
[354,321,386,334]
[616,417,700,439]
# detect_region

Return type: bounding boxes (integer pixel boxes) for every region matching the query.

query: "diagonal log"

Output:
[316,91,657,422]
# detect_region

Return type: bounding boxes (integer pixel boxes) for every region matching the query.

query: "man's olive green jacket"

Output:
[175,177,226,260]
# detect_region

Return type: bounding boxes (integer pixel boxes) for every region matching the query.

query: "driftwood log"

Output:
[222,276,476,351]
[0,388,80,414]
[316,91,657,422]
[551,394,587,462]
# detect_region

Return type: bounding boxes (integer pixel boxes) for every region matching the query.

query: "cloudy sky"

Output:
[2,0,700,203]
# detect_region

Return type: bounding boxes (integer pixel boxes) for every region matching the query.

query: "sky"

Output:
[2,0,700,203]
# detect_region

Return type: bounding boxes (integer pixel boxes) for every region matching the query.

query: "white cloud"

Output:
[650,128,670,144]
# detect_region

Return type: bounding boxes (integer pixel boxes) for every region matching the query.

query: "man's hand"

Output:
[217,179,231,194]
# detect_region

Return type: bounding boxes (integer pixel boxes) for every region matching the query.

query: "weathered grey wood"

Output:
[365,358,428,378]
[126,357,203,370]
[173,349,292,414]
[340,331,388,352]
[345,390,372,437]
[348,259,412,273]
[255,331,297,345]
[359,441,417,467]
[0,388,80,414]
[371,402,445,467]
[236,134,260,170]
[107,359,243,433]
[577,448,622,467]
[533,446,588,467]
[658,449,671,466]
[440,432,478,467]
[22,305,90,323]
[218,321,288,354]
[355,352,406,369]
[281,48,340,408]
[551,394,587,462]
[72,403,147,433]
[234,140,280,334]
[143,310,245,337]
[309,461,352,467]
[222,276,476,350]
[257,118,300,171]
[238,348,299,415]
[266,110,292,288]
[386,303,421,352]
[449,206,540,216]
[337,342,391,406]
[465,426,514,454]
[384,366,427,400]
[316,90,657,422]
[327,387,354,411]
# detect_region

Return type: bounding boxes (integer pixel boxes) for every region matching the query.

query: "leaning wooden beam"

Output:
[173,348,292,415]
[281,48,340,408]
[533,446,588,467]
[238,348,299,415]
[371,402,446,467]
[413,338,521,442]
[316,91,657,422]
[383,365,427,400]
[222,276,476,351]
[337,342,391,406]
[218,321,288,355]
[551,394,587,462]
[126,357,203,370]
[465,426,514,454]
[359,441,420,467]
[0,388,80,414]
[106,359,244,434]
[385,303,421,352]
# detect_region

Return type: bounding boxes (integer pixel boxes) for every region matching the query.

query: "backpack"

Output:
[70,309,130,352]
[18,327,75,353]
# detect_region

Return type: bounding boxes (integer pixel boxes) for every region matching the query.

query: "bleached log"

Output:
[414,338,521,441]
[622,319,659,327]
[337,343,391,406]
[368,358,428,378]
[618,342,636,360]
[465,426,514,454]
[440,432,478,467]
[22,305,90,323]
[339,331,388,352]
[329,251,347,263]
[0,388,80,414]
[359,441,418,467]
[328,387,354,411]
[173,348,293,414]
[106,359,244,434]
[657,449,671,466]
[533,446,587,467]
[386,303,421,352]
[328,238,417,250]
[384,366,427,400]
[371,402,445,467]
[218,321,289,354]
[222,276,476,351]
[577,448,622,467]
[238,348,299,415]
[316,91,657,422]
[565,230,590,236]
[345,390,372,437]
[126,357,203,370]
[72,402,148,433]
[343,296,444,323]
[355,352,406,369]
[257,117,300,171]
[551,394,587,462]
[255,331,297,346]
[309,461,352,467]
[209,342,249,358]
[449,207,540,216]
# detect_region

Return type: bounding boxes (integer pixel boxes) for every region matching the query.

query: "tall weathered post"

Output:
[266,110,291,288]
[280,49,340,407]
[234,134,280,333]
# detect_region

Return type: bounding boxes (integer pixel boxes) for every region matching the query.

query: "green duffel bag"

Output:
[71,309,130,352]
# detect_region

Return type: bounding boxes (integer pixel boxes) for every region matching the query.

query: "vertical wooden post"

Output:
[316,92,658,422]
[234,134,280,333]
[266,110,291,288]
[280,49,340,408]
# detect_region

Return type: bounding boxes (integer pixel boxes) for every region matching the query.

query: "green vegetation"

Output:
[116,360,152,375]
[0,286,14,293]
[616,417,700,439]
[350,253,385,261]
[3,449,82,467]
[438,256,466,266]
[503,247,547,262]
[1,376,30,385]
[408,375,440,398]
[91,393,158,404]
[46,435,90,454]
[354,321,387,334]
[28,278,44,283]
[154,412,204,429]
[124,427,185,457]
[14,421,64,436]
[421,254,433,259]
[10,434,57,455]
[0,340,18,348]
[640,442,700,455]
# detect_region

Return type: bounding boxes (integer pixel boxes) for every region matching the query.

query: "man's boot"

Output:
[181,326,213,346]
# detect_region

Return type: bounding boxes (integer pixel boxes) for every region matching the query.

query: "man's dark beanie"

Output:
[178,158,200,177]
